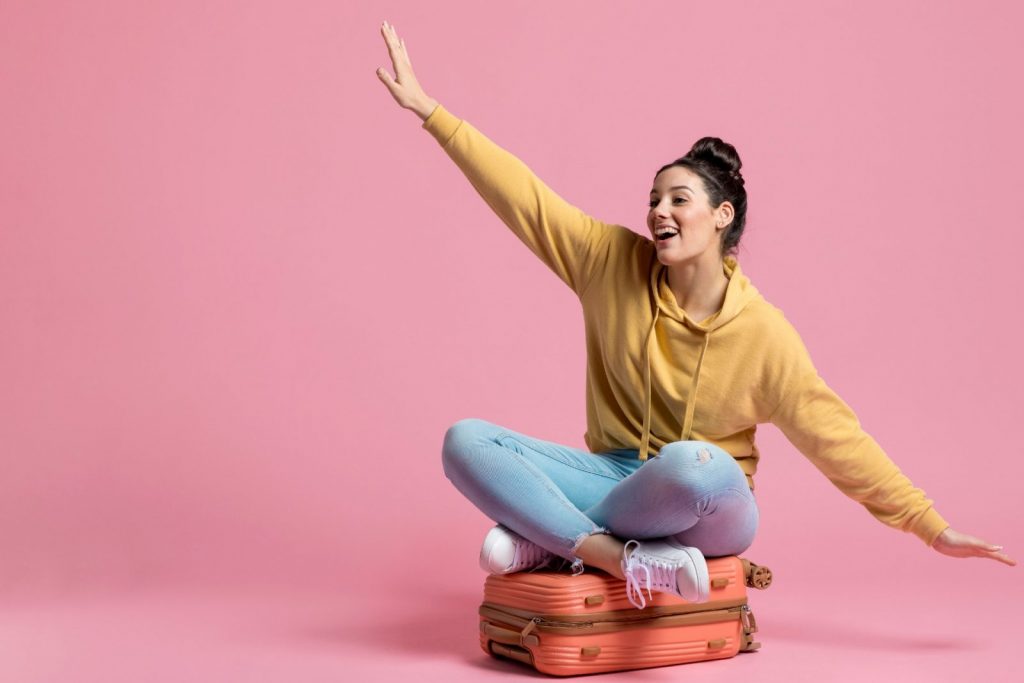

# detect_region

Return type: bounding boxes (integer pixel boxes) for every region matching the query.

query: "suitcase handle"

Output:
[489,640,534,665]
[481,621,540,648]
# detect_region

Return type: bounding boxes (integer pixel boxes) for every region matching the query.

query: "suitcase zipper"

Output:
[480,602,748,635]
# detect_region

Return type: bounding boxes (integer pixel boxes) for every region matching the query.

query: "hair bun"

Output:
[685,137,742,178]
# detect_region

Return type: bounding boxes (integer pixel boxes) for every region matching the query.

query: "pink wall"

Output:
[2,0,1021,598]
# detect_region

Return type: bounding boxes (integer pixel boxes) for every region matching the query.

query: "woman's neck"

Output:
[666,255,730,322]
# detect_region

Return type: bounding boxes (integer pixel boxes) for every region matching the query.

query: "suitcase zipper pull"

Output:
[519,617,540,645]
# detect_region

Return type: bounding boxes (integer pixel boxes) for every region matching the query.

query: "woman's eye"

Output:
[648,197,685,207]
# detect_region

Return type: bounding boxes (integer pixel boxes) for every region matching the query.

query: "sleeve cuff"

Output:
[421,102,461,147]
[912,507,951,547]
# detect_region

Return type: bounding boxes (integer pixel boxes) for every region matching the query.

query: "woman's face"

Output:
[648,166,732,266]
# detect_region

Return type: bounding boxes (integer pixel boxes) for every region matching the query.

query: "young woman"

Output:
[375,21,1015,610]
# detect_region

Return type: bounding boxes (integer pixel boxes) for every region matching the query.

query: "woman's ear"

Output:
[715,202,735,230]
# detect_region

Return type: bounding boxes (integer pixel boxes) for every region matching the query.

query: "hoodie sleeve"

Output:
[422,103,614,297]
[766,319,951,548]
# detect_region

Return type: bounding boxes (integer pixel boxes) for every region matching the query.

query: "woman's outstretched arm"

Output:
[765,316,1015,567]
[375,21,619,297]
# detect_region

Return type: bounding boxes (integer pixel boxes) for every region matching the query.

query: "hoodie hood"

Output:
[638,254,761,461]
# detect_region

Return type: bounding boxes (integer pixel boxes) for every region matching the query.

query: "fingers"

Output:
[979,543,1016,566]
[380,21,397,68]
[968,537,1016,566]
[995,553,1017,567]
[380,20,411,77]
[376,66,396,91]
[982,549,1016,566]
[376,21,406,100]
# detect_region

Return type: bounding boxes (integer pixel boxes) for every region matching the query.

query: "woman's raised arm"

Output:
[374,21,619,297]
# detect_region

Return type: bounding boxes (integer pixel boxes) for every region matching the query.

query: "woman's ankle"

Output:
[575,532,627,580]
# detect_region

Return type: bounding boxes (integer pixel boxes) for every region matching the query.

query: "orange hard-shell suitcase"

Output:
[479,556,772,676]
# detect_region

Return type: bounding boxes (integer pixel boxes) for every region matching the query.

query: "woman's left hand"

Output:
[931,527,1016,566]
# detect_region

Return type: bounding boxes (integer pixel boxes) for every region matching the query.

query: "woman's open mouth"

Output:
[655,229,679,245]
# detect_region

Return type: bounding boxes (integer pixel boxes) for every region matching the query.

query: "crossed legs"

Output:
[441,418,759,575]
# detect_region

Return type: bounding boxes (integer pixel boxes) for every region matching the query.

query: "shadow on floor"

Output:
[764,613,978,652]
[296,586,489,657]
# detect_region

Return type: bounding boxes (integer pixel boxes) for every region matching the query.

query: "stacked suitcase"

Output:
[479,556,772,676]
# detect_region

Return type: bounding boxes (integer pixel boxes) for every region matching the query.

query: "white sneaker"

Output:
[620,539,710,609]
[479,525,556,575]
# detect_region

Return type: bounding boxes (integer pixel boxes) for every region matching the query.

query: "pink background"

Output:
[2,0,1022,680]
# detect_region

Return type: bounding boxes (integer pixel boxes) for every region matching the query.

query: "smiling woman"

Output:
[374,18,1016,611]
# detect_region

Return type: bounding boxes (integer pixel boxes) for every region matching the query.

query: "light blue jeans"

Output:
[441,418,759,572]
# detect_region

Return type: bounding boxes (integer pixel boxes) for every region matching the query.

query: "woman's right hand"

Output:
[376,20,438,121]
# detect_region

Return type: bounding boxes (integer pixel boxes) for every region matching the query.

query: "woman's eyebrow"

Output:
[650,185,693,194]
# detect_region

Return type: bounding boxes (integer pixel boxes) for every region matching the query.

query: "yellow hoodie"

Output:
[423,103,950,548]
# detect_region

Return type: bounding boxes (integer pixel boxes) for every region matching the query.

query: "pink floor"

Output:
[2,575,1015,682]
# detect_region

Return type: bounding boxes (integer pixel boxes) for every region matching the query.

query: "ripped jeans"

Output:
[441,418,759,573]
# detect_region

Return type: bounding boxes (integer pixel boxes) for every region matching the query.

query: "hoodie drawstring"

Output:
[681,332,711,441]
[638,320,712,461]
[638,306,660,462]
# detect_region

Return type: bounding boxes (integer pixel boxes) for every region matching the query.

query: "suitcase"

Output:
[479,556,772,676]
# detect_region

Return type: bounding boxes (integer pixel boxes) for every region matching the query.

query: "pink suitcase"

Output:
[479,556,772,676]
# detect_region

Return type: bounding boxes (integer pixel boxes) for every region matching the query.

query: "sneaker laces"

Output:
[621,540,682,609]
